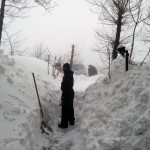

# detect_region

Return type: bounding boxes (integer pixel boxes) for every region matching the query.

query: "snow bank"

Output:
[74,74,101,92]
[0,55,59,150]
[81,58,150,150]
[0,54,100,150]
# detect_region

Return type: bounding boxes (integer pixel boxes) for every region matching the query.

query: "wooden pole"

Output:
[70,44,74,69]
[125,50,129,71]
[108,49,111,79]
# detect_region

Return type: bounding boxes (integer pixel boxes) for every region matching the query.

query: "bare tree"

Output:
[48,51,69,79]
[30,42,83,78]
[140,48,150,67]
[2,29,27,56]
[0,0,6,45]
[141,2,150,46]
[0,0,55,46]
[94,42,112,78]
[129,0,150,58]
[0,0,31,45]
[47,45,82,78]
[35,0,54,11]
[87,0,130,59]
[30,42,47,59]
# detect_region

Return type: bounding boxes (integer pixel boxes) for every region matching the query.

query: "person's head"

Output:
[63,63,71,73]
[89,65,92,68]
[117,44,125,49]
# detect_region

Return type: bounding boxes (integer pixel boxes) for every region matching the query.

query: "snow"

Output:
[0,53,150,150]
[0,55,50,149]
[81,59,150,150]
[0,54,99,149]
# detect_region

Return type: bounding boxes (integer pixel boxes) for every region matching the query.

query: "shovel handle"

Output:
[32,73,44,118]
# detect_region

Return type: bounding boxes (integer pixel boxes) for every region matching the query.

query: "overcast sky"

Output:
[10,0,102,66]
[4,0,149,67]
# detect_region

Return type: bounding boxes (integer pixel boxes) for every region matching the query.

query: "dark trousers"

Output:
[61,90,75,125]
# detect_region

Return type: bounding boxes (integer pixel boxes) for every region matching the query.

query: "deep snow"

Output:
[81,59,150,150]
[0,54,99,150]
[0,53,150,150]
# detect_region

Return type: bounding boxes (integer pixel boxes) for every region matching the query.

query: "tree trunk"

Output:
[130,23,137,58]
[0,0,6,45]
[112,14,122,60]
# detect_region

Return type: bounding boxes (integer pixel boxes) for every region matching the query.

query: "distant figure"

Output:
[88,65,97,76]
[58,63,75,128]
[117,44,126,57]
[117,44,137,65]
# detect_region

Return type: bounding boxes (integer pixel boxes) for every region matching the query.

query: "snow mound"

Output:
[0,55,59,150]
[81,58,150,150]
[13,56,51,74]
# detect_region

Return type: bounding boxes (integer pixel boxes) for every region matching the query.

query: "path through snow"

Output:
[41,91,86,150]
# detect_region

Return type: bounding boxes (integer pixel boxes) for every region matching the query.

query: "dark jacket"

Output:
[88,65,97,76]
[61,71,74,93]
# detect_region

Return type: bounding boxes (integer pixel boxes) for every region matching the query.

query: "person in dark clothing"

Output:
[88,65,97,76]
[58,63,75,128]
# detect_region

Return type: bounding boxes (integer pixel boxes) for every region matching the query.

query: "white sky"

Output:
[4,0,149,67]
[10,0,101,67]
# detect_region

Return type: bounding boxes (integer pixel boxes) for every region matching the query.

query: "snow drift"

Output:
[81,58,150,150]
[1,52,150,150]
[0,54,99,150]
[0,54,59,150]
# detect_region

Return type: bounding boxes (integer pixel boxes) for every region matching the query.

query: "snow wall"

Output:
[0,55,59,150]
[81,58,150,150]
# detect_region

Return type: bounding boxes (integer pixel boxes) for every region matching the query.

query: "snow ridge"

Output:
[0,55,58,150]
[81,58,150,150]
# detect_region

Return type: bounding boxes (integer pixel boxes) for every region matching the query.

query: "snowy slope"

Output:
[1,53,150,150]
[0,55,61,150]
[0,54,99,150]
[81,58,150,150]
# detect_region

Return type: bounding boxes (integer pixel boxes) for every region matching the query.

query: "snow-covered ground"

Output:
[0,54,100,150]
[0,53,150,150]
[81,59,150,150]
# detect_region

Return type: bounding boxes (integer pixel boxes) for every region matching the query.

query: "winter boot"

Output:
[58,122,68,129]
[69,121,74,125]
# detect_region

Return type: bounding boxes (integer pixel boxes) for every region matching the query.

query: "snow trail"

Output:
[41,91,85,150]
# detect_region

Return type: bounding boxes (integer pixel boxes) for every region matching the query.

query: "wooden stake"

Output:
[70,45,74,69]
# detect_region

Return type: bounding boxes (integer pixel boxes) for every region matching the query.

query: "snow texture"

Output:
[81,58,150,150]
[0,53,150,150]
[0,54,99,150]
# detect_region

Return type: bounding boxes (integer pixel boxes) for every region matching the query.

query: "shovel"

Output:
[32,73,53,135]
